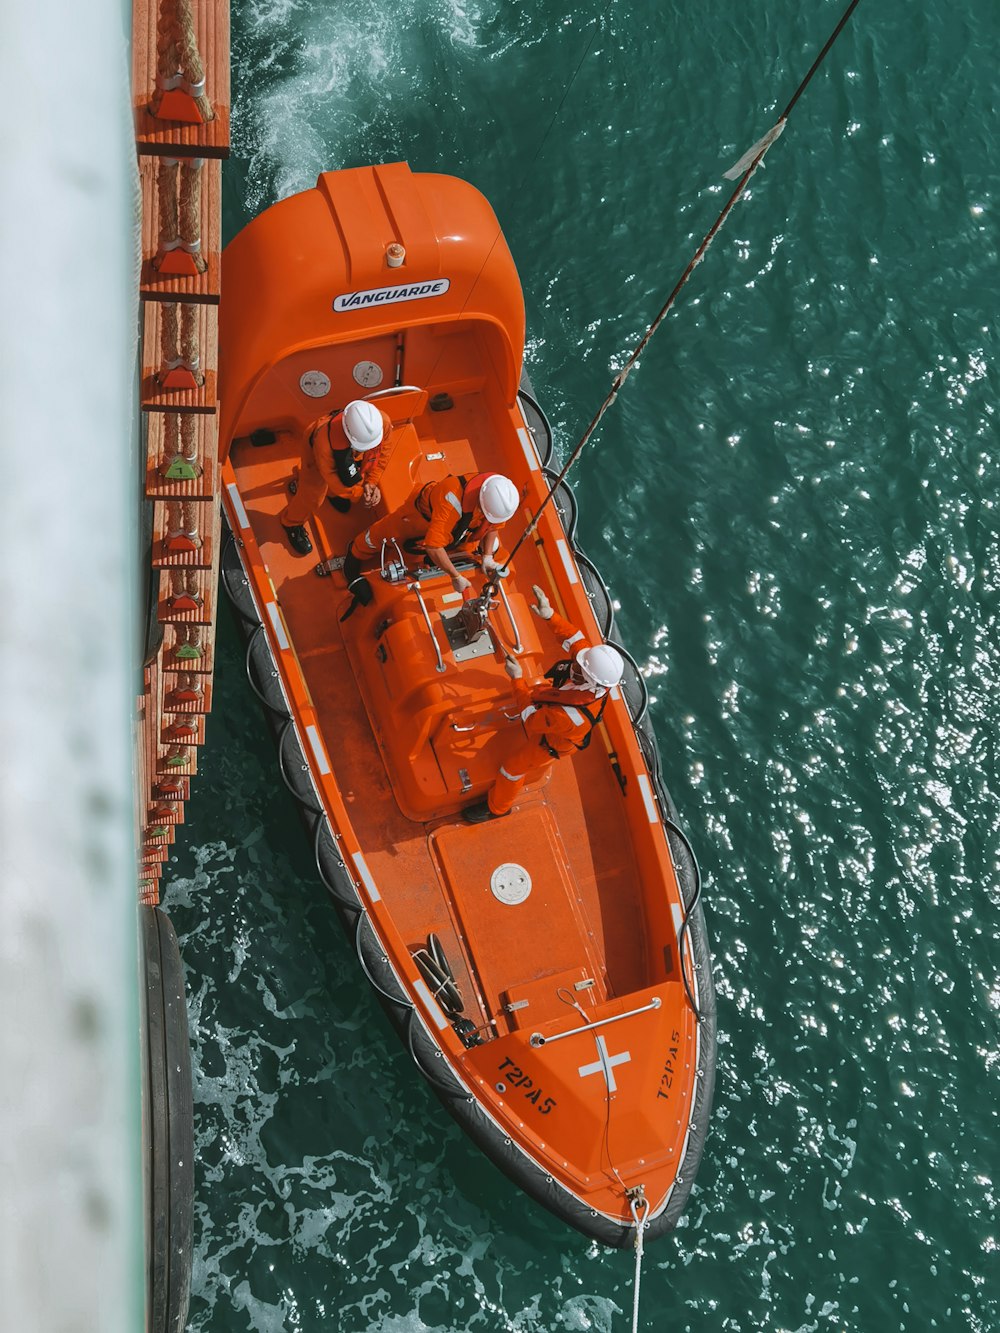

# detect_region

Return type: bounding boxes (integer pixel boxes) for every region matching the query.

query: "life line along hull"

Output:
[218,163,716,1246]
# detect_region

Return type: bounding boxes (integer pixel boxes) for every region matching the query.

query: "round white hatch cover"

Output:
[352,359,384,388]
[490,862,532,906]
[299,370,331,398]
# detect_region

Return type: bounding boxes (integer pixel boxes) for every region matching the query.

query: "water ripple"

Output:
[169,0,1000,1328]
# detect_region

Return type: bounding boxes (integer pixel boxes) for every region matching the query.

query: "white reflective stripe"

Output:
[561,706,587,727]
[637,774,659,824]
[563,630,585,649]
[441,591,463,604]
[671,903,684,940]
[226,481,250,530]
[305,724,331,776]
[351,851,381,902]
[500,766,526,781]
[517,424,540,471]
[265,601,289,650]
[520,705,537,722]
[413,978,449,1031]
[556,538,579,584]
[445,490,463,515]
[610,685,622,702]
[578,1035,632,1093]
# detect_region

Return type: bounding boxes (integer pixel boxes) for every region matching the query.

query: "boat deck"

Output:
[230,405,649,1038]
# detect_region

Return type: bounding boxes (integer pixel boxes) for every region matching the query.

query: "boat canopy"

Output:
[219,162,526,454]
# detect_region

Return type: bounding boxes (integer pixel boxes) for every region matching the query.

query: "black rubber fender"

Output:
[355,911,416,1013]
[516,382,554,467]
[312,816,364,915]
[220,530,261,626]
[140,905,194,1333]
[278,719,323,815]
[541,467,578,541]
[246,624,291,718]
[608,637,649,725]
[404,1009,470,1104]
[657,893,717,1231]
[574,548,615,639]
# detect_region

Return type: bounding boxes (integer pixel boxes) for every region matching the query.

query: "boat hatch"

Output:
[428,806,607,1033]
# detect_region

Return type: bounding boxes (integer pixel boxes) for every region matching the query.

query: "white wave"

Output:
[235,0,499,212]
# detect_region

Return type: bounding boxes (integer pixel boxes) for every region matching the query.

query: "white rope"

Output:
[628,1191,649,1333]
[722,117,787,180]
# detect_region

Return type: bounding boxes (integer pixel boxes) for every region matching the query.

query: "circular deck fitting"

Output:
[299,370,331,397]
[490,862,532,905]
[353,359,384,388]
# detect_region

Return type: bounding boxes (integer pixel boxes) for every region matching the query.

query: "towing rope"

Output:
[573,972,655,1332]
[628,1191,650,1333]
[493,0,864,584]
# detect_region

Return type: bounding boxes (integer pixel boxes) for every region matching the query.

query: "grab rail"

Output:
[496,579,523,652]
[364,384,424,399]
[409,581,445,673]
[528,996,661,1047]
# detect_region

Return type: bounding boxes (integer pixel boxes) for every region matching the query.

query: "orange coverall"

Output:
[488,611,609,816]
[349,473,506,564]
[281,407,393,529]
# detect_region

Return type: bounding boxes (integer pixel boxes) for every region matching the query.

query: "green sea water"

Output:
[165,1,1000,1328]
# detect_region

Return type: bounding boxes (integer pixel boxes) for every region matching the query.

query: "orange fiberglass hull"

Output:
[218,163,716,1247]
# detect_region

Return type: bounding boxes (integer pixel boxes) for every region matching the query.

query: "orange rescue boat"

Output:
[218,162,716,1247]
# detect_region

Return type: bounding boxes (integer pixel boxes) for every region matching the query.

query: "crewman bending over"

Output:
[343,472,520,595]
[463,584,625,824]
[281,399,392,556]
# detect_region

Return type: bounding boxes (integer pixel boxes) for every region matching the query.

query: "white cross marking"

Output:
[578,1036,631,1094]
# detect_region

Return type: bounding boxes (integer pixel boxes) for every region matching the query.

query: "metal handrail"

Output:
[528,996,661,1047]
[364,384,424,400]
[496,579,523,652]
[409,581,445,673]
[380,536,407,582]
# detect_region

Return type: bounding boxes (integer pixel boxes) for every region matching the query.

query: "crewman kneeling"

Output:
[343,472,520,596]
[281,399,392,555]
[463,584,625,823]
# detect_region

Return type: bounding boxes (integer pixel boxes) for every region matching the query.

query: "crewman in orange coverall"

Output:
[342,471,520,595]
[463,584,625,823]
[281,399,393,555]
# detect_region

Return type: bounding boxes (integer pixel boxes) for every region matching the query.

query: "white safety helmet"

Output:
[479,474,519,524]
[342,399,384,451]
[576,643,625,689]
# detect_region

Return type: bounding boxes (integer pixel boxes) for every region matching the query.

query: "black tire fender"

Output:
[140,905,194,1333]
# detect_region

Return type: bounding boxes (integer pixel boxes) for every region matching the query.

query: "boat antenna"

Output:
[488,0,864,593]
